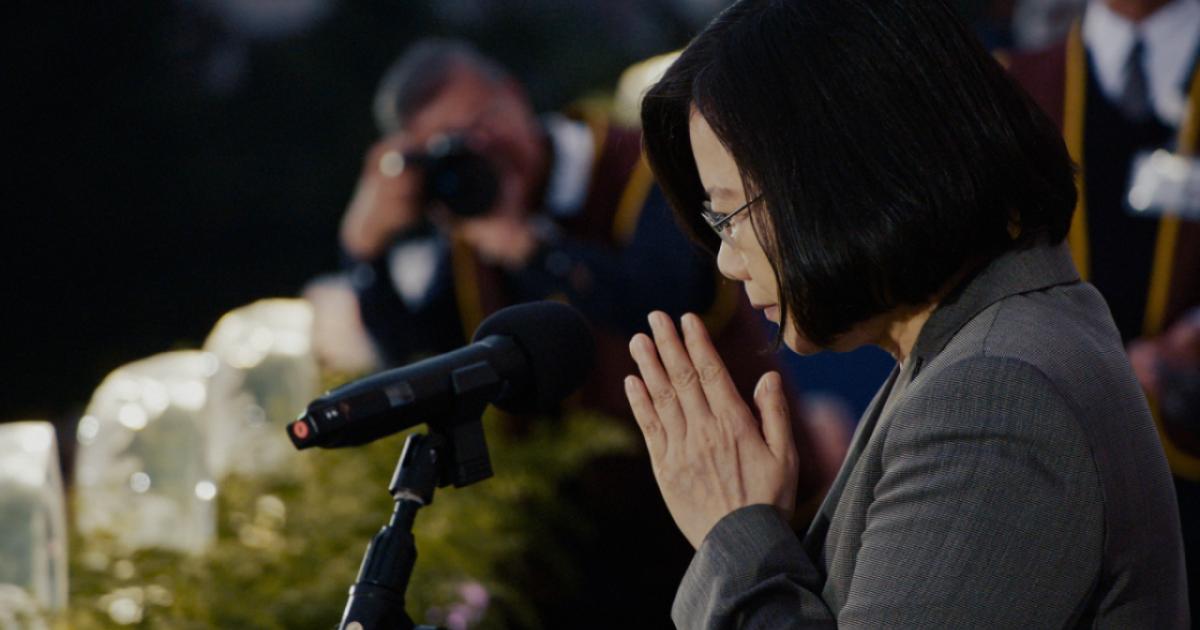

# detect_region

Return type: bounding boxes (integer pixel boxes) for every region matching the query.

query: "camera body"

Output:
[408,134,499,218]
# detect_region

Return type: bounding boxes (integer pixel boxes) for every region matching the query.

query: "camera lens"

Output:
[423,135,499,218]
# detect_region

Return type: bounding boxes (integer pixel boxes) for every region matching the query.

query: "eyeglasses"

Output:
[701,195,761,244]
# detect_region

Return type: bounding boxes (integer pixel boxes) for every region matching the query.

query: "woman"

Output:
[625,0,1190,627]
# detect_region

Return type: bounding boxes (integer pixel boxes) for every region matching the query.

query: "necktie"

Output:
[1119,37,1152,122]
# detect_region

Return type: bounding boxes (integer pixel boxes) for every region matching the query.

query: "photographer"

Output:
[341,40,714,416]
[339,38,837,627]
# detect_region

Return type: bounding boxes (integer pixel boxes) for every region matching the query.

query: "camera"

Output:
[405,134,499,218]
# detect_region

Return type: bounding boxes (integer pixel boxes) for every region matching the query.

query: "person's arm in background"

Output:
[341,134,425,261]
[459,187,716,335]
[340,134,467,364]
[344,237,465,366]
[1129,308,1200,430]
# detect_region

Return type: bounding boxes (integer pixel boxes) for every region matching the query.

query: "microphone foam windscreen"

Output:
[472,301,595,413]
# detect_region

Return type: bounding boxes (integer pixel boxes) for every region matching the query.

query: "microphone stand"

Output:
[337,363,502,630]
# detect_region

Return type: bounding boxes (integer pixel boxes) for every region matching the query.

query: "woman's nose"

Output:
[716,240,748,282]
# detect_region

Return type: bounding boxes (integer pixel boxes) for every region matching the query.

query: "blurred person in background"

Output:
[338,38,840,627]
[1006,0,1200,615]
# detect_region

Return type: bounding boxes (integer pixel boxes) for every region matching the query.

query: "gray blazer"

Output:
[672,241,1190,628]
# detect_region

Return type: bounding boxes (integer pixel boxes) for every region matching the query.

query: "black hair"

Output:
[373,38,509,134]
[641,0,1076,347]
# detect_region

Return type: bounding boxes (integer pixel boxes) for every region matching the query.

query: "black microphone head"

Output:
[472,301,595,414]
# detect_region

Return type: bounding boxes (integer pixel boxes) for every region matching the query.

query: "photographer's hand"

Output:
[457,214,539,270]
[1129,313,1200,397]
[625,311,800,549]
[340,134,424,261]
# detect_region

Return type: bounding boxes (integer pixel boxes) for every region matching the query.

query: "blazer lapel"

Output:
[802,365,899,572]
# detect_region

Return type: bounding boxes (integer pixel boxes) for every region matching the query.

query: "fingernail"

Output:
[624,375,637,392]
[765,371,779,392]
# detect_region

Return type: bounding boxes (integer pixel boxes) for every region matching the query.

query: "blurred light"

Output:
[201,352,221,377]
[256,494,286,523]
[145,584,173,607]
[0,462,42,487]
[274,330,310,356]
[204,0,333,40]
[0,423,55,487]
[107,596,142,625]
[380,150,406,177]
[140,380,170,415]
[110,375,143,401]
[249,326,275,352]
[129,472,151,494]
[203,298,317,478]
[1129,183,1152,211]
[117,404,149,431]
[76,351,218,555]
[229,345,265,370]
[171,380,208,411]
[1151,149,1189,179]
[113,559,136,581]
[77,415,100,444]
[20,426,52,453]
[194,481,217,502]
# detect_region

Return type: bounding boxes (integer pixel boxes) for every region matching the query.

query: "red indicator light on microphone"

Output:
[292,420,310,440]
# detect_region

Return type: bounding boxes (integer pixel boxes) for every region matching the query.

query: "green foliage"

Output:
[64,410,636,629]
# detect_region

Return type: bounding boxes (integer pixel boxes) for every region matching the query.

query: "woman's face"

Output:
[688,111,819,355]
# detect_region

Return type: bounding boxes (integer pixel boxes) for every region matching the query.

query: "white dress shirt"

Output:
[1083,0,1200,127]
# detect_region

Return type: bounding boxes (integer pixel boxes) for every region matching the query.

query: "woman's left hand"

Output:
[625,311,800,549]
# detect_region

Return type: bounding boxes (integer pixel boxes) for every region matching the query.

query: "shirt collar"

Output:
[541,113,595,217]
[1083,0,1200,127]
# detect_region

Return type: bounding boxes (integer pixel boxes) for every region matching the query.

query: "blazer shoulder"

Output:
[899,282,1129,440]
[979,285,1146,417]
[896,352,1083,441]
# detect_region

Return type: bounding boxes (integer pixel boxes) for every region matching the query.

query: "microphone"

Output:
[287,301,595,450]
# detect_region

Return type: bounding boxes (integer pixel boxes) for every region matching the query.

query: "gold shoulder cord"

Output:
[1144,65,1199,339]
[1066,21,1200,480]
[1064,22,1091,277]
[610,131,740,334]
[613,159,655,244]
[1065,22,1200,479]
[449,107,611,343]
[450,233,485,343]
[1148,63,1200,481]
